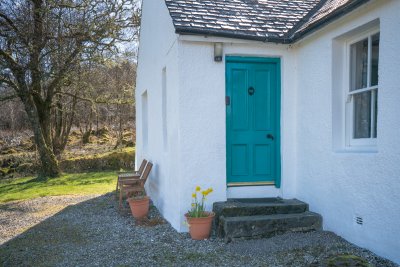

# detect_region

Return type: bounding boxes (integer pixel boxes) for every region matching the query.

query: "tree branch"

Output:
[0,12,19,34]
[0,75,19,92]
[0,92,18,102]
[0,49,22,73]
[45,46,82,103]
[0,12,29,46]
[55,91,93,103]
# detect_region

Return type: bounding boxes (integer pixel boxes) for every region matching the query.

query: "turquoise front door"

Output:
[226,57,281,187]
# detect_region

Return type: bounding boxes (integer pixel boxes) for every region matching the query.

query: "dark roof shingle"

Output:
[292,0,371,41]
[164,0,371,43]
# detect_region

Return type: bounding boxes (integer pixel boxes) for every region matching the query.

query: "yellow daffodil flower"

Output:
[187,185,214,218]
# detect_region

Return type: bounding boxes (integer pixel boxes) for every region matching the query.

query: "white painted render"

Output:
[294,1,400,263]
[135,0,182,227]
[136,0,400,263]
[177,40,298,206]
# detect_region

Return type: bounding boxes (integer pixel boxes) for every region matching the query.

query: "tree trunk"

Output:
[81,104,93,144]
[38,104,53,150]
[22,95,60,178]
[52,95,76,156]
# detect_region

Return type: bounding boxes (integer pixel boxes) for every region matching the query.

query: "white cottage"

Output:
[135,0,400,263]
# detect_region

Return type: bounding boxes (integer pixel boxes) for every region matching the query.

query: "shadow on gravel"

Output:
[0,194,398,267]
[0,193,234,267]
[0,194,121,266]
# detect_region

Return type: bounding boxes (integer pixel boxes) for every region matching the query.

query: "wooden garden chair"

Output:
[119,162,153,209]
[116,159,147,195]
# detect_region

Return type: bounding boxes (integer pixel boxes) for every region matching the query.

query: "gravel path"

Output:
[0,194,397,267]
[0,195,98,245]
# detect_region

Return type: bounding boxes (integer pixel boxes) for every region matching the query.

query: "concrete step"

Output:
[213,198,309,218]
[219,211,323,242]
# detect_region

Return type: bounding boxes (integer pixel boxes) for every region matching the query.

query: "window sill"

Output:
[335,146,378,153]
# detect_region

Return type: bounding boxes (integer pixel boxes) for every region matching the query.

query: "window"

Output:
[346,31,380,147]
[162,67,168,151]
[142,91,148,153]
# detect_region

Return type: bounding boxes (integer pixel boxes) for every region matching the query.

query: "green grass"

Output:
[0,171,117,203]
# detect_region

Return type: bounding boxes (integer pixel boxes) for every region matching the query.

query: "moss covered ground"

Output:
[0,128,135,178]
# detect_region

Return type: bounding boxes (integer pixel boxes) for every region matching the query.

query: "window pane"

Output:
[353,91,371,139]
[350,38,368,91]
[373,91,378,138]
[371,33,380,86]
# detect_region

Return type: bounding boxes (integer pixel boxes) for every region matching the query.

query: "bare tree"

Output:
[69,57,135,146]
[0,0,139,178]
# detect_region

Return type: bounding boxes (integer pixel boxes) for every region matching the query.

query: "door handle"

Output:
[266,134,274,140]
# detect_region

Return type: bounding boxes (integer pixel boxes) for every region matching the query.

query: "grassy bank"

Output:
[61,147,135,172]
[0,171,117,203]
[0,147,135,179]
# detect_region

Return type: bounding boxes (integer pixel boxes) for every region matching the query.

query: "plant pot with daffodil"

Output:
[185,186,215,240]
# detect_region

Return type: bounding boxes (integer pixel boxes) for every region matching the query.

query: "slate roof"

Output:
[164,0,371,43]
[292,0,371,40]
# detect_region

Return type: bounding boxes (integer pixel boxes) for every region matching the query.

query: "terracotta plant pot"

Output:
[128,196,150,219]
[185,212,215,240]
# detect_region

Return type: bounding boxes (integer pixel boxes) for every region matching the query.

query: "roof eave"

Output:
[175,27,292,44]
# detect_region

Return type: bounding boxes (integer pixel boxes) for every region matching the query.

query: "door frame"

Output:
[225,56,281,188]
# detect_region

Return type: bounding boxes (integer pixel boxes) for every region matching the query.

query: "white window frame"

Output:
[344,27,379,149]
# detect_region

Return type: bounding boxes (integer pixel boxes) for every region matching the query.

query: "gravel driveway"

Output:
[0,194,397,267]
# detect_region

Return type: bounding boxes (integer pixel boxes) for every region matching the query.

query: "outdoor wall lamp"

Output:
[214,42,223,62]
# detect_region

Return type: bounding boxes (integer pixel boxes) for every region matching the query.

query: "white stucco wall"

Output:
[135,0,183,228]
[136,0,400,263]
[294,0,400,263]
[176,39,299,229]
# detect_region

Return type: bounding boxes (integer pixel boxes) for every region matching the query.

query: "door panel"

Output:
[226,57,280,187]
[232,69,249,130]
[253,144,271,176]
[254,70,271,131]
[231,144,249,176]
